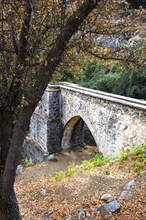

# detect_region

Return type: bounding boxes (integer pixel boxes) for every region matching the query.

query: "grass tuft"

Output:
[132,161,144,172]
[52,163,78,181]
[82,153,110,172]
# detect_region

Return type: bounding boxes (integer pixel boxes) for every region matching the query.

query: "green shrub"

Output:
[23,159,34,168]
[79,59,146,100]
[52,171,66,181]
[52,55,146,100]
[119,151,129,161]
[82,160,95,172]
[52,144,146,181]
[52,163,78,181]
[113,66,146,99]
[82,153,110,172]
[130,144,146,156]
[103,168,111,175]
[117,144,146,161]
[132,161,144,172]
[80,60,122,93]
[65,164,78,177]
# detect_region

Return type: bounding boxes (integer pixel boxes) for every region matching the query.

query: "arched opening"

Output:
[61,116,97,152]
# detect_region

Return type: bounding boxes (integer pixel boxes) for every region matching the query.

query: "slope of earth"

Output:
[15,148,146,220]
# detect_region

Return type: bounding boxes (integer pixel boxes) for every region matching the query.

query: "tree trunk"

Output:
[0,110,13,170]
[0,107,34,220]
[0,111,21,220]
[0,184,21,220]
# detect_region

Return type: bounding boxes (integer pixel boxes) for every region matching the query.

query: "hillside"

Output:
[15,147,146,220]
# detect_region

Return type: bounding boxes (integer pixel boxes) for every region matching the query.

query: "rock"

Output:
[123,179,135,191]
[100,194,115,202]
[42,210,51,217]
[120,179,135,199]
[40,218,49,220]
[85,215,94,220]
[120,191,133,200]
[96,200,121,213]
[70,216,78,220]
[16,165,24,175]
[23,138,47,164]
[64,217,71,220]
[47,154,57,162]
[40,189,48,196]
[77,208,85,218]
[42,153,49,161]
[69,215,78,220]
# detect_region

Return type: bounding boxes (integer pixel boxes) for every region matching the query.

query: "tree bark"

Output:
[0,110,13,170]
[0,111,21,220]
[0,108,30,220]
[0,185,21,220]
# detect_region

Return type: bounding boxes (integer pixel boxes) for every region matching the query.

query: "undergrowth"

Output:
[51,163,78,181]
[52,144,146,181]
[117,143,146,172]
[23,159,34,168]
[82,153,110,172]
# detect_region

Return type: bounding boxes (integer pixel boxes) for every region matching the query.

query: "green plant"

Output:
[25,130,30,136]
[116,144,146,161]
[92,153,110,166]
[132,161,144,172]
[80,60,123,92]
[23,159,34,168]
[52,144,146,180]
[82,153,110,172]
[115,144,146,171]
[130,144,146,156]
[84,145,92,150]
[113,65,146,99]
[82,160,95,172]
[119,151,129,161]
[77,57,146,100]
[103,168,111,175]
[52,171,66,181]
[65,164,78,177]
[52,163,78,181]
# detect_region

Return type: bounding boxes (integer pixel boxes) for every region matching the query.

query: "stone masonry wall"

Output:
[60,83,146,156]
[27,82,146,158]
[29,85,62,153]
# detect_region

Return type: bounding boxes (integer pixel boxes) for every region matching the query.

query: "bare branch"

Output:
[84,47,136,64]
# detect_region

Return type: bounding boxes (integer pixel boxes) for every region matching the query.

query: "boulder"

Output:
[100,193,115,202]
[96,200,121,213]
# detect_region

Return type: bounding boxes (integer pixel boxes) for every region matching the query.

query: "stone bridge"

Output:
[26,82,146,158]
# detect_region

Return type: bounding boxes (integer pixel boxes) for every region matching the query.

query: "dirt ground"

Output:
[15,148,146,220]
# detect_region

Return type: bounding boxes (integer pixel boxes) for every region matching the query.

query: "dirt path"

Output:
[16,148,97,184]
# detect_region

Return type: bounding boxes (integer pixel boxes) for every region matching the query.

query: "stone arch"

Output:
[61,115,97,151]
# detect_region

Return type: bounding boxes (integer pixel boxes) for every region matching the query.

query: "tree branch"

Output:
[30,0,100,100]
[84,47,136,63]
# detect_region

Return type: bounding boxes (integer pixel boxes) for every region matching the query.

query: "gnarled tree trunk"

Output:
[0,186,21,220]
[0,111,22,220]
[0,108,31,220]
[0,110,13,168]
